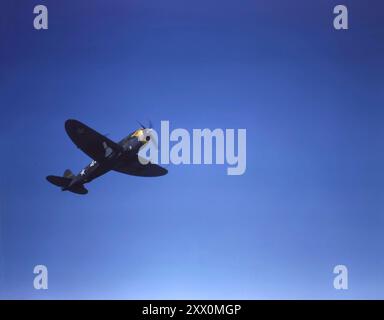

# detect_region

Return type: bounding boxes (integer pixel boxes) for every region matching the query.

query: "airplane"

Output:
[46,119,167,195]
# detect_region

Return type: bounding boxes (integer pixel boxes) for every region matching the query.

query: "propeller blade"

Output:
[137,120,146,129]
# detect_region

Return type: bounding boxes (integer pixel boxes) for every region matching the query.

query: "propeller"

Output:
[137,120,158,149]
[137,120,153,129]
[137,120,146,129]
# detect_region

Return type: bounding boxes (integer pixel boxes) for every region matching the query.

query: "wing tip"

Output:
[65,119,80,131]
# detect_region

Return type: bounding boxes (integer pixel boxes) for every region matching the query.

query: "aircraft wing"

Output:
[114,156,168,177]
[65,119,122,162]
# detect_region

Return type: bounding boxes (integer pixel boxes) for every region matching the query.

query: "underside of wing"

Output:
[65,119,121,162]
[114,157,168,177]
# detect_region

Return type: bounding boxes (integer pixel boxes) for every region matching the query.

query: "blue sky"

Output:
[0,0,383,299]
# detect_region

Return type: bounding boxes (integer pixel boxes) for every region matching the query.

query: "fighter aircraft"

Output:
[46,119,167,195]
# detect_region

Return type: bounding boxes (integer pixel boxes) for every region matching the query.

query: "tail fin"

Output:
[47,170,74,187]
[63,169,75,178]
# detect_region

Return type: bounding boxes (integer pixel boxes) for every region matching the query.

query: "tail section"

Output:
[46,170,88,195]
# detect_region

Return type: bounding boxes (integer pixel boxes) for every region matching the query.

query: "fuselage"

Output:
[65,129,149,189]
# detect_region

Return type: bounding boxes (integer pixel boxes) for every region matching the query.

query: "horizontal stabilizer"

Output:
[46,175,72,188]
[46,175,88,195]
[68,185,88,195]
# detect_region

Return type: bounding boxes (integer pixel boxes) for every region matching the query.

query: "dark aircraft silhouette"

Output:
[46,119,167,195]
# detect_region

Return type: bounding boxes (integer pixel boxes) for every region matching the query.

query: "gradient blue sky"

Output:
[0,0,383,299]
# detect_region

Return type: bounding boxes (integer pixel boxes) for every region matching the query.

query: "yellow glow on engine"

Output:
[132,129,144,137]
